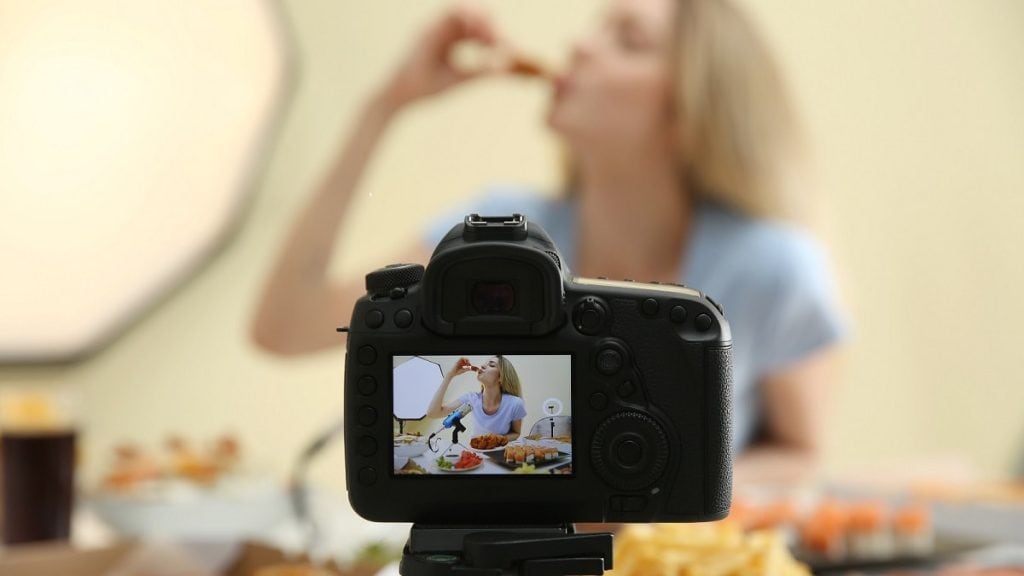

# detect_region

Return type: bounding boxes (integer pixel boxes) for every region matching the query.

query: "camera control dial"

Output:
[365,263,424,298]
[592,411,669,491]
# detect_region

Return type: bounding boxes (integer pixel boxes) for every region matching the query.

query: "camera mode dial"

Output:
[365,263,424,298]
[591,411,669,491]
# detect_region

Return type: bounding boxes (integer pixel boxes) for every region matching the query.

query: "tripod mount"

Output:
[400,524,613,576]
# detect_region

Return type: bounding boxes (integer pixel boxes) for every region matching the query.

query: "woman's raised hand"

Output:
[446,357,476,380]
[378,5,501,111]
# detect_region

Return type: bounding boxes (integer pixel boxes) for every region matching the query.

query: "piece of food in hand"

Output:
[507,54,552,79]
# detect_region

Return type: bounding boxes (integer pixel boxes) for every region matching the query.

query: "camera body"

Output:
[344,214,733,523]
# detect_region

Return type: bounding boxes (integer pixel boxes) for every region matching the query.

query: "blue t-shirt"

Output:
[426,187,849,452]
[458,391,528,436]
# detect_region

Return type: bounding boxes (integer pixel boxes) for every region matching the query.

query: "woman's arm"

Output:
[733,346,842,485]
[250,6,501,355]
[505,420,522,442]
[251,94,417,354]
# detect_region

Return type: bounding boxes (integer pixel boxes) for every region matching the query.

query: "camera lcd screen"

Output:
[392,355,573,476]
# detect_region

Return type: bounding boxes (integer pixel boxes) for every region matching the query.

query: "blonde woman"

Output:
[426,356,526,441]
[253,0,847,483]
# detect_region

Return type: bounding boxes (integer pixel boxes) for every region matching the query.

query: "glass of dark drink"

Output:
[0,389,77,545]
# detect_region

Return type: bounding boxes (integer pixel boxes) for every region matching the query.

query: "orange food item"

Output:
[800,499,849,556]
[454,451,482,470]
[470,433,508,450]
[848,501,887,533]
[508,55,550,78]
[893,503,931,534]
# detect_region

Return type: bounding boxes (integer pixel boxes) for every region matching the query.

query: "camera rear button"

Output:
[617,380,636,398]
[597,349,623,375]
[616,438,645,467]
[357,345,377,365]
[641,298,659,316]
[695,313,713,332]
[357,375,377,396]
[589,392,608,411]
[357,406,377,426]
[357,467,377,486]
[394,309,413,329]
[357,435,377,456]
[670,305,687,324]
[364,309,384,328]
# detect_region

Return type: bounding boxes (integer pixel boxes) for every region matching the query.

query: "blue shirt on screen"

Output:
[458,391,528,436]
[425,186,849,453]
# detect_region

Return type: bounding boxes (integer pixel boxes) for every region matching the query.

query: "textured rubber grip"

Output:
[705,346,734,516]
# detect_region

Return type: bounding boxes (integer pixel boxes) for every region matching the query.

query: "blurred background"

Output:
[1,0,1023,571]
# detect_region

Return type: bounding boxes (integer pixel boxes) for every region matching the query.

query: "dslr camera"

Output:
[344,214,733,524]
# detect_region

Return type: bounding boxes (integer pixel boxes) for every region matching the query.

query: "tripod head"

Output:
[401,524,613,576]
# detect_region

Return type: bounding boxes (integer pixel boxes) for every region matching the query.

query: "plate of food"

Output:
[89,434,289,539]
[393,433,428,458]
[490,443,570,470]
[434,451,484,473]
[469,433,509,453]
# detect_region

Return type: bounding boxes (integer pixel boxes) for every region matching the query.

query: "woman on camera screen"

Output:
[253,0,848,484]
[425,356,527,441]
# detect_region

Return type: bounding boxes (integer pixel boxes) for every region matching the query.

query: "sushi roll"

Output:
[800,500,849,563]
[847,502,894,560]
[892,503,934,557]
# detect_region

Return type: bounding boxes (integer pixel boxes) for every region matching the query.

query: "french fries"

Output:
[608,522,810,576]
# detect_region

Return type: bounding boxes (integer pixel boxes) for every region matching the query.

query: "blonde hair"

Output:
[673,0,805,220]
[563,0,808,221]
[492,355,522,398]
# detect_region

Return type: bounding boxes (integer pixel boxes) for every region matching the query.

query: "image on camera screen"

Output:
[392,355,572,476]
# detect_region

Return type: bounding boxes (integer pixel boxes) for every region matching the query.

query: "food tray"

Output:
[484,451,571,470]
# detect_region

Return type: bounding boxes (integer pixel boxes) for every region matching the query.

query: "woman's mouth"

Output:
[553,74,572,99]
